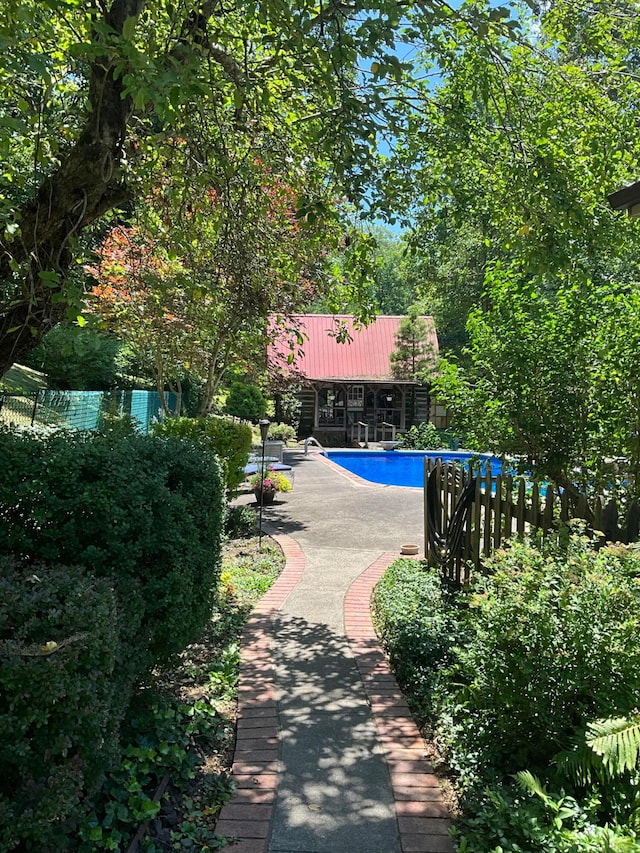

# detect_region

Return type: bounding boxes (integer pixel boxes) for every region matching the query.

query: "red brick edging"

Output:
[218,537,454,853]
[344,553,455,853]
[215,529,304,853]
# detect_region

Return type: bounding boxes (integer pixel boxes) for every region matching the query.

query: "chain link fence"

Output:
[0,390,177,433]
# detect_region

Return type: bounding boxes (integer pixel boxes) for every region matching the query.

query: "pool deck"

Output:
[220,448,455,853]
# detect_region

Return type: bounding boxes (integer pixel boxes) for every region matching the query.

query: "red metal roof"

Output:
[269,314,438,382]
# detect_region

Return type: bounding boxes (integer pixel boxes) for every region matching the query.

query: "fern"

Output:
[553,714,640,788]
[587,715,640,777]
[554,732,605,787]
[516,769,552,803]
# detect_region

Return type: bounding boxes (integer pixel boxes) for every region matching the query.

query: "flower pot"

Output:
[254,488,276,506]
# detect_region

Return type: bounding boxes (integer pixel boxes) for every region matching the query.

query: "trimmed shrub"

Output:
[0,559,122,851]
[0,427,226,680]
[152,415,252,493]
[224,382,266,422]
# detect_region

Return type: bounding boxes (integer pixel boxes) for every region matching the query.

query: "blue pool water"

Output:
[324,450,502,488]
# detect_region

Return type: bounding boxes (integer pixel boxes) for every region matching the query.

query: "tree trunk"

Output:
[0,0,144,377]
[0,0,217,378]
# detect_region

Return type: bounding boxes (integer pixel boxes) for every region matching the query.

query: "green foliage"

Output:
[266,421,297,444]
[371,559,462,715]
[555,714,640,789]
[369,227,420,314]
[96,411,141,436]
[272,388,302,434]
[384,1,640,486]
[434,267,640,498]
[23,325,121,391]
[224,382,266,422]
[152,415,252,493]
[435,265,594,481]
[221,537,284,609]
[587,716,640,780]
[390,306,435,382]
[0,427,226,681]
[0,559,123,851]
[400,422,442,450]
[248,466,292,493]
[77,697,230,852]
[406,221,487,362]
[453,779,640,853]
[224,504,257,539]
[442,534,640,780]
[373,533,640,851]
[2,0,438,374]
[73,532,281,851]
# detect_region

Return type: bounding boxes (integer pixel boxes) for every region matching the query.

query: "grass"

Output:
[0,363,50,392]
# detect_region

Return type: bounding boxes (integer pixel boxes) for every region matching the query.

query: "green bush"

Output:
[443,534,640,779]
[223,382,266,422]
[224,504,257,539]
[266,422,296,444]
[371,559,463,716]
[0,427,226,679]
[0,559,123,851]
[400,422,443,450]
[372,535,640,852]
[23,325,121,391]
[152,415,252,493]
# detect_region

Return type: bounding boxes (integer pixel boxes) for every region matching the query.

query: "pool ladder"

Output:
[304,436,325,454]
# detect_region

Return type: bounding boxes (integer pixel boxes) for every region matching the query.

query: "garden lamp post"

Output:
[258,418,270,548]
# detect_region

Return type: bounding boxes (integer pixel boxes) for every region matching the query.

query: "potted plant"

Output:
[248,466,292,505]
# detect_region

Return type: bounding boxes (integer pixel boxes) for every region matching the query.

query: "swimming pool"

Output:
[324,450,502,488]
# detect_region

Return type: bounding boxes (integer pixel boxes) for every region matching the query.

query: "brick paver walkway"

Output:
[217,528,454,853]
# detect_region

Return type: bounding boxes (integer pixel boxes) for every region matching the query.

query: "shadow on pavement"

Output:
[269,614,400,853]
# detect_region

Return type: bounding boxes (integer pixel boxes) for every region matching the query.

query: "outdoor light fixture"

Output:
[258,418,270,548]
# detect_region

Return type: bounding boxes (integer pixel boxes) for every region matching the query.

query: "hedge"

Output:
[0,559,122,851]
[152,415,252,493]
[0,427,226,679]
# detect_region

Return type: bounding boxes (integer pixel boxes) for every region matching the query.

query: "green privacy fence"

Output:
[0,390,177,433]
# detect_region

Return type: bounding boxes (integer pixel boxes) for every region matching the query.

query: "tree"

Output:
[378,0,640,357]
[434,263,640,501]
[372,0,640,498]
[23,324,121,390]
[1,0,516,377]
[369,228,420,315]
[390,305,435,427]
[87,225,192,414]
[390,308,434,382]
[88,135,352,415]
[406,219,489,361]
[224,382,266,422]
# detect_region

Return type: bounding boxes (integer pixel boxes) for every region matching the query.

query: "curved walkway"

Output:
[217,451,454,853]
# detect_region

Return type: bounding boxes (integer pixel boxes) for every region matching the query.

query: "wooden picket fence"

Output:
[423,457,640,584]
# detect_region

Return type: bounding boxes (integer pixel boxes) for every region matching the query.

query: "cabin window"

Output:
[347,385,364,408]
